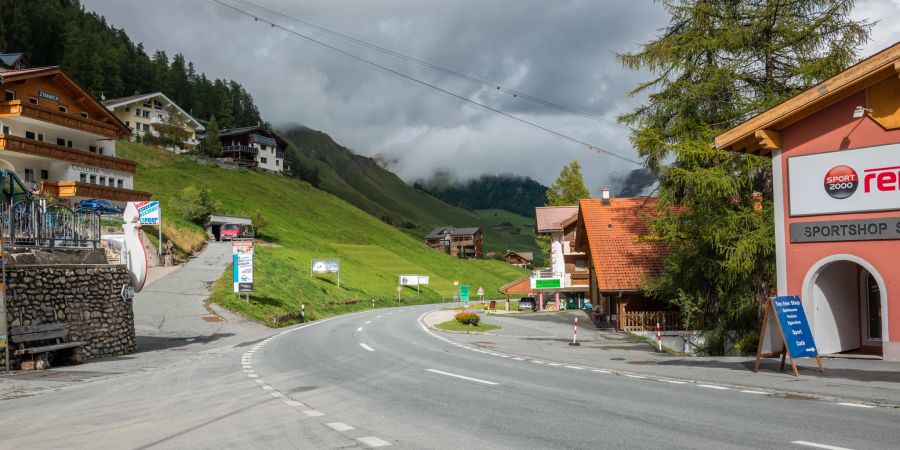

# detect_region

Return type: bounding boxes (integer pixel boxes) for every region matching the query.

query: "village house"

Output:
[424,226,484,259]
[503,250,533,267]
[0,52,26,71]
[0,66,150,202]
[573,194,679,331]
[214,125,288,173]
[102,92,204,152]
[715,41,900,360]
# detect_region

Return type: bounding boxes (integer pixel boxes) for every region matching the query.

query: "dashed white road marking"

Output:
[255,379,265,384]
[359,343,375,352]
[625,374,646,379]
[512,357,525,361]
[792,440,852,450]
[376,315,383,318]
[271,392,285,398]
[357,327,363,332]
[304,410,324,417]
[592,369,611,374]
[366,320,372,325]
[426,369,499,386]
[547,362,562,366]
[327,422,355,432]
[740,390,768,395]
[357,436,391,447]
[530,360,545,364]
[698,384,729,390]
[663,379,686,384]
[262,385,274,391]
[283,400,302,407]
[564,365,584,370]
[247,374,258,378]
[836,402,874,408]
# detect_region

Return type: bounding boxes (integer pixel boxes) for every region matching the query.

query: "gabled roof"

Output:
[535,206,579,233]
[578,197,669,291]
[217,126,288,148]
[425,226,482,239]
[0,66,130,136]
[102,92,204,130]
[716,41,900,154]
[0,52,24,69]
[504,250,534,261]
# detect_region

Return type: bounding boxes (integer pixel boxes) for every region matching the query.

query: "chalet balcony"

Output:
[276,151,285,159]
[0,134,137,174]
[0,100,123,138]
[222,144,259,155]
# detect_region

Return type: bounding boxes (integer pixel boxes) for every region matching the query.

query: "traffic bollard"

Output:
[569,316,580,346]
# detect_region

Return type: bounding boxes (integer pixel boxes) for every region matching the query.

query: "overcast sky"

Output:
[82,0,900,191]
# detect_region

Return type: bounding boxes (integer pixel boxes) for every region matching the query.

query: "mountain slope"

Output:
[419,174,548,218]
[118,142,527,324]
[280,126,542,261]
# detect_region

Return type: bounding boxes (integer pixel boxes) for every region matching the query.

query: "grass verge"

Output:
[435,319,501,333]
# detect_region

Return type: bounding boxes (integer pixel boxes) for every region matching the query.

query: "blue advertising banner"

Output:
[772,296,818,358]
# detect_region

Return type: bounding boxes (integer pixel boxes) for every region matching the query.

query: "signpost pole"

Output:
[1,233,8,374]
[158,206,163,261]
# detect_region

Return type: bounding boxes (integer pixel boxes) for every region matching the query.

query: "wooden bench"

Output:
[10,323,84,360]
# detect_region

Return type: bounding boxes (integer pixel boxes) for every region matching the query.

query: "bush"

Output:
[455,311,480,326]
[175,185,218,226]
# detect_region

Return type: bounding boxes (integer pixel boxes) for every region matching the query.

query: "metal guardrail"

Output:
[0,199,100,249]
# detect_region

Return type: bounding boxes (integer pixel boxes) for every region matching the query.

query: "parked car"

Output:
[518,296,537,311]
[220,223,242,241]
[78,199,123,215]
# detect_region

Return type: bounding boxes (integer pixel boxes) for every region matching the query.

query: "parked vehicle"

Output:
[78,199,123,215]
[220,223,242,241]
[518,297,537,311]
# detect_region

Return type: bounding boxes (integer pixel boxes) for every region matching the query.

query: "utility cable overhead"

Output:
[211,0,643,166]
[233,0,628,130]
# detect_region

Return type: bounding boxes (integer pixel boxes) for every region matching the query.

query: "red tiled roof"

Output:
[578,197,669,291]
[535,206,578,233]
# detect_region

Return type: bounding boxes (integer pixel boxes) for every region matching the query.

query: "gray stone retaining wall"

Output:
[4,264,135,365]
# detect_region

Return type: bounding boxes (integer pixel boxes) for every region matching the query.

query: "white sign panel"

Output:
[417,276,429,285]
[788,143,900,216]
[233,240,254,293]
[399,275,419,286]
[311,259,340,274]
[131,201,161,225]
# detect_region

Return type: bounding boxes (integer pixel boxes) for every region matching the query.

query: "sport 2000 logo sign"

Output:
[823,165,858,199]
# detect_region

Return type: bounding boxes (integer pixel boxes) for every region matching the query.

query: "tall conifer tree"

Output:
[617,0,872,353]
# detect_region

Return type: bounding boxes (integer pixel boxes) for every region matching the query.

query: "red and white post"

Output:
[656,322,662,352]
[569,316,580,346]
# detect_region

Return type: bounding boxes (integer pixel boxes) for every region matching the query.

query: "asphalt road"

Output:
[3,304,900,449]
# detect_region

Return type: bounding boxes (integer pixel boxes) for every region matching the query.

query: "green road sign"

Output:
[534,278,561,289]
[460,285,470,302]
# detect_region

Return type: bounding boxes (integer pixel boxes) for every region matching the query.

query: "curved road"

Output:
[3,304,900,449]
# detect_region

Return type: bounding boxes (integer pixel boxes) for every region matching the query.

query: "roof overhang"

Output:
[209,214,253,226]
[715,42,900,155]
[104,92,204,131]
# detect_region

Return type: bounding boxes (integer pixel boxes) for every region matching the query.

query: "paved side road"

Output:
[442,309,900,406]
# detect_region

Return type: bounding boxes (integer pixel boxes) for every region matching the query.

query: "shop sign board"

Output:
[772,296,818,358]
[790,217,900,243]
[134,201,160,225]
[531,278,561,289]
[232,240,254,293]
[788,143,900,216]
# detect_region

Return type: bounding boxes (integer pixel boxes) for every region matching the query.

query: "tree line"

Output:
[0,0,262,129]
[416,174,548,218]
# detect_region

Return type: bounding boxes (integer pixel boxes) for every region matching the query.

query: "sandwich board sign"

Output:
[232,240,254,293]
[754,296,824,377]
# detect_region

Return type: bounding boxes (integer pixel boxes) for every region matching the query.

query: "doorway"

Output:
[804,257,886,356]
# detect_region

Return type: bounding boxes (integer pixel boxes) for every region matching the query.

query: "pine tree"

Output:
[199,116,222,157]
[617,0,872,354]
[545,160,590,206]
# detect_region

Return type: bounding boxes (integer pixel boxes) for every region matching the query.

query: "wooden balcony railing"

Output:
[0,134,137,174]
[621,310,683,332]
[72,182,151,202]
[0,100,124,138]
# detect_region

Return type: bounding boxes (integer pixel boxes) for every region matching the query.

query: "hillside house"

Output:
[425,226,483,259]
[213,126,288,173]
[0,66,150,202]
[575,195,679,331]
[504,250,533,267]
[0,52,26,71]
[103,92,204,152]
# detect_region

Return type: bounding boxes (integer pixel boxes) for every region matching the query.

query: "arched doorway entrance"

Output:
[802,255,888,356]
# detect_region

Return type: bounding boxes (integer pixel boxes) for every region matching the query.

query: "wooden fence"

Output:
[621,310,683,332]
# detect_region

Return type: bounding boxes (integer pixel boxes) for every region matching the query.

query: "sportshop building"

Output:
[716,42,900,360]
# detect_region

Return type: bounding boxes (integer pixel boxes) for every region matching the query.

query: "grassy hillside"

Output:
[474,209,542,264]
[118,141,527,324]
[280,126,541,259]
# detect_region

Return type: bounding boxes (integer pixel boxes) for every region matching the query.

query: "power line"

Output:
[233,0,629,131]
[210,0,643,166]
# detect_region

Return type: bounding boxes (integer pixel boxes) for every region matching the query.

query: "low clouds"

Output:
[82,0,899,191]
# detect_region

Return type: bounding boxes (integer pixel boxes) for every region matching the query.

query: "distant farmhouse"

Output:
[211,125,288,174]
[0,52,26,71]
[425,226,484,259]
[504,250,533,267]
[103,92,204,153]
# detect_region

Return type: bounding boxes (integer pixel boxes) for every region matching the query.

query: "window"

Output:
[2,126,9,134]
[124,107,130,112]
[142,110,149,118]
[37,133,43,142]
[125,121,130,127]
[157,114,163,120]
[98,147,104,155]
[260,157,268,164]
[79,173,87,183]
[40,170,48,180]
[29,97,38,105]
[108,177,114,187]
[575,259,586,270]
[24,169,34,182]
[135,108,141,117]
[4,90,14,101]
[117,179,123,188]
[276,160,280,166]
[99,176,106,185]
[80,111,88,119]
[58,105,68,113]
[57,138,66,146]
[25,131,35,140]
[143,123,150,131]
[89,146,97,153]
[89,175,97,184]
[67,140,73,148]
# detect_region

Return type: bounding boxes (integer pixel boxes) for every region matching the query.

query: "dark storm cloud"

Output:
[81,0,899,189]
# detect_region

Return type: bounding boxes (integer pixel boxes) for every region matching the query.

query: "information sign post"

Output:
[460,285,469,307]
[754,296,824,377]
